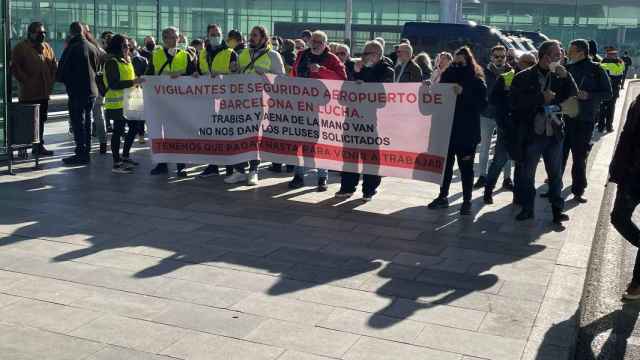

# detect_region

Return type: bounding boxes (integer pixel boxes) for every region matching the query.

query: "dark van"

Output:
[502,30,550,49]
[401,22,516,65]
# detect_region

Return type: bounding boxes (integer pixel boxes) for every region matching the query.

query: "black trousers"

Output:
[562,120,595,197]
[234,160,259,173]
[69,96,95,157]
[439,144,475,203]
[599,96,618,131]
[611,186,640,283]
[20,99,49,146]
[340,172,382,196]
[106,109,136,163]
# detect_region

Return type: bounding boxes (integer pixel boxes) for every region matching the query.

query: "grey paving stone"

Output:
[0,323,104,360]
[414,323,526,360]
[72,265,173,295]
[153,278,251,308]
[0,293,21,308]
[343,337,462,360]
[391,252,444,268]
[245,319,360,358]
[3,276,98,305]
[70,287,173,320]
[69,314,190,353]
[415,269,505,295]
[382,298,486,330]
[276,350,335,360]
[162,331,284,360]
[479,312,535,340]
[86,346,177,360]
[295,215,359,231]
[151,301,266,338]
[232,293,335,325]
[498,280,547,303]
[318,308,425,343]
[0,270,28,290]
[0,298,102,334]
[6,256,98,283]
[354,223,422,241]
[291,283,393,313]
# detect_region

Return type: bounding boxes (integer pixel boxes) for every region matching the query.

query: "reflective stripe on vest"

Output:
[238,48,271,74]
[152,48,188,75]
[104,59,136,110]
[600,62,625,77]
[198,48,233,75]
[501,69,515,88]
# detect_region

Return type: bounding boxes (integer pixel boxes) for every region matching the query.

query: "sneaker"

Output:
[473,176,486,189]
[35,145,54,156]
[225,172,247,184]
[427,197,449,209]
[62,155,89,165]
[363,192,376,202]
[267,163,282,173]
[502,178,514,191]
[99,143,107,154]
[199,165,219,178]
[335,190,354,198]
[483,189,494,205]
[317,177,328,192]
[138,135,146,144]
[516,209,534,221]
[623,283,640,300]
[122,158,139,166]
[247,171,259,186]
[552,207,569,224]
[288,175,304,189]
[176,170,188,178]
[112,163,133,174]
[460,201,472,215]
[573,194,588,204]
[150,164,169,175]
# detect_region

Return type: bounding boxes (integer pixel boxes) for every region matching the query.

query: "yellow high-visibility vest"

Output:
[104,58,136,110]
[600,62,625,77]
[238,46,272,74]
[198,47,233,75]
[501,69,515,88]
[152,47,189,76]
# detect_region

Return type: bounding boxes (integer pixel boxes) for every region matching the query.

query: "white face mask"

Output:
[208,36,221,47]
[548,61,561,73]
[167,47,178,57]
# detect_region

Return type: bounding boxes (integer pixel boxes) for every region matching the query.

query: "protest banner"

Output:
[143,74,457,184]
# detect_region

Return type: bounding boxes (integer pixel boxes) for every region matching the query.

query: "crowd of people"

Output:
[9,20,637,228]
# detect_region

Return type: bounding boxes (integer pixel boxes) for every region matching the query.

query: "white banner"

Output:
[142,74,457,184]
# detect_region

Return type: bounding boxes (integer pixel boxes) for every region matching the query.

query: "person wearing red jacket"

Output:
[288,31,347,192]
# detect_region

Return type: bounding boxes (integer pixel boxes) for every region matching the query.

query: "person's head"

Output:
[414,52,432,70]
[309,31,328,56]
[190,38,204,52]
[538,40,563,69]
[282,39,295,53]
[143,36,156,51]
[399,38,410,46]
[129,38,138,53]
[177,33,188,50]
[436,52,453,70]
[294,39,306,52]
[606,47,618,59]
[568,39,589,63]
[68,22,84,38]
[374,37,385,50]
[395,43,413,64]
[624,51,629,56]
[490,45,507,67]
[249,26,268,49]
[301,30,312,44]
[517,52,537,71]
[106,34,130,58]
[362,40,384,67]
[162,27,179,49]
[334,44,351,63]
[100,31,114,48]
[205,24,222,47]
[329,42,338,54]
[588,39,599,58]
[27,22,46,43]
[451,46,484,79]
[270,37,281,51]
[226,29,242,49]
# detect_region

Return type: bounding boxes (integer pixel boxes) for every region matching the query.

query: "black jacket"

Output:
[567,58,612,122]
[510,65,578,160]
[610,95,640,192]
[482,63,512,118]
[394,60,422,83]
[57,35,100,98]
[344,59,357,81]
[441,65,488,150]
[353,61,394,83]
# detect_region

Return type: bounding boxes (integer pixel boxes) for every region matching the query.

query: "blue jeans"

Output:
[478,116,511,179]
[295,166,328,179]
[521,134,564,211]
[485,128,513,188]
[69,95,96,158]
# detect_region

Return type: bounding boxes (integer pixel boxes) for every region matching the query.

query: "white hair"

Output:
[335,43,350,56]
[374,37,385,49]
[364,40,384,60]
[397,43,413,57]
[311,30,328,44]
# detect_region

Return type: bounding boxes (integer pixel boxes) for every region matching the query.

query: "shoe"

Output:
[199,165,219,178]
[427,197,449,209]
[335,190,354,198]
[138,135,146,144]
[247,171,258,186]
[62,155,89,165]
[473,176,486,189]
[36,145,54,156]
[606,127,614,133]
[623,283,640,300]
[268,163,282,173]
[99,143,107,154]
[552,207,569,224]
[288,175,304,189]
[317,177,328,192]
[112,163,134,174]
[176,170,188,178]
[106,125,113,133]
[225,172,247,184]
[363,194,375,202]
[122,158,139,166]
[573,195,588,204]
[150,164,169,175]
[460,202,472,215]
[516,209,534,221]
[483,189,494,205]
[502,178,514,191]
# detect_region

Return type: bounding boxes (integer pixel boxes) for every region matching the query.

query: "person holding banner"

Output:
[103,34,146,174]
[288,30,347,192]
[427,47,488,216]
[196,23,239,179]
[147,27,197,178]
[335,40,394,201]
[224,25,285,186]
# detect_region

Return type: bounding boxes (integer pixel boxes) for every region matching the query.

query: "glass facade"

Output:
[0,0,7,156]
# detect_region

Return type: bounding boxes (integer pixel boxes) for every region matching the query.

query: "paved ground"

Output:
[0,98,624,359]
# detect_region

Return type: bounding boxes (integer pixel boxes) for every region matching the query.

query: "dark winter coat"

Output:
[610,95,640,192]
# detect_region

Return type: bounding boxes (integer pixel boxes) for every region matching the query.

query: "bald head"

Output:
[518,52,537,70]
